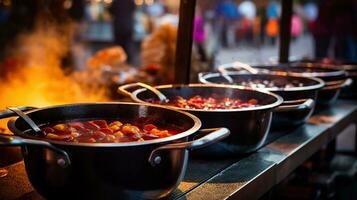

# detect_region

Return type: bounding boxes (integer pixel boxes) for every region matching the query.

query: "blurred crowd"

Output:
[192,0,357,63]
[312,0,357,62]
[0,0,356,85]
[191,0,308,65]
[102,0,322,65]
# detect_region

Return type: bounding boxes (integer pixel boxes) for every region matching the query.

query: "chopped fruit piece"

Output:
[53,124,66,131]
[40,119,180,143]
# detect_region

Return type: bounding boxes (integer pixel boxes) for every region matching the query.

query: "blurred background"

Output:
[0,1,356,198]
[1,0,356,78]
[0,0,356,129]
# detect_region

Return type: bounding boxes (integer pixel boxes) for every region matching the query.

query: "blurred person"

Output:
[193,7,207,62]
[155,2,180,28]
[330,0,357,62]
[252,16,261,46]
[156,12,179,28]
[215,0,241,48]
[266,0,280,19]
[265,17,279,45]
[238,0,256,20]
[265,0,280,45]
[133,9,149,43]
[147,1,164,17]
[202,8,220,68]
[160,0,180,25]
[145,2,164,34]
[312,0,331,59]
[304,2,318,21]
[236,16,251,45]
[313,0,357,62]
[290,14,303,41]
[85,1,105,21]
[257,6,267,45]
[109,0,135,64]
[303,1,318,32]
[238,0,256,44]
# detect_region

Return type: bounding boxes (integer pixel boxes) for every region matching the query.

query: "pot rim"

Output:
[131,83,284,112]
[199,72,325,92]
[8,102,202,147]
[263,65,347,78]
[293,61,357,72]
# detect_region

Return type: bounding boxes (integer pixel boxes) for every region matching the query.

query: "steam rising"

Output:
[0,20,109,131]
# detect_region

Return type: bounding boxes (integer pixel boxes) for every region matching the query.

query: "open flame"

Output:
[0,21,109,132]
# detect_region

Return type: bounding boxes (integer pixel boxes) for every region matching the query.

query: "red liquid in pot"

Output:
[147,95,259,110]
[40,119,181,143]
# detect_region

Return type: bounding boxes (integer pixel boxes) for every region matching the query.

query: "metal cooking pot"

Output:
[292,60,357,99]
[198,72,324,128]
[119,83,309,156]
[218,63,350,106]
[0,107,37,167]
[255,65,351,106]
[0,103,229,200]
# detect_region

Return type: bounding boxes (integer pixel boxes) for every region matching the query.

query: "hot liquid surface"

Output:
[40,119,183,143]
[147,95,259,110]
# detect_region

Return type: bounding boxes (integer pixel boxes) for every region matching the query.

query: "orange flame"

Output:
[0,21,109,132]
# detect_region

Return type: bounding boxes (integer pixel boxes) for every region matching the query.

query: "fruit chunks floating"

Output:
[148,95,259,110]
[41,119,181,143]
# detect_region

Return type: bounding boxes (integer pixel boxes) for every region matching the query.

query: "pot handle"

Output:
[198,72,234,84]
[148,127,230,166]
[198,72,211,84]
[322,78,353,90]
[273,98,314,112]
[0,106,37,119]
[218,61,260,74]
[218,62,238,74]
[118,82,167,102]
[0,133,71,168]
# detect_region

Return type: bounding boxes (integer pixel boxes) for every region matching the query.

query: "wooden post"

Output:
[279,0,293,63]
[174,0,196,84]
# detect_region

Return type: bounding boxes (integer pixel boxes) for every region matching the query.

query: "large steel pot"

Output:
[198,72,324,128]
[0,103,229,200]
[119,83,309,156]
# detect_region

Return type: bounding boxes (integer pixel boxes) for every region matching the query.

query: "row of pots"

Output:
[0,62,353,199]
[119,62,353,157]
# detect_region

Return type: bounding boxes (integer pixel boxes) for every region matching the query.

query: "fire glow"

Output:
[0,22,109,131]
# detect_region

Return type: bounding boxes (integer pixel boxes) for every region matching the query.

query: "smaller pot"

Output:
[217,63,351,105]
[198,72,324,128]
[293,60,357,99]
[119,83,309,156]
[249,65,350,106]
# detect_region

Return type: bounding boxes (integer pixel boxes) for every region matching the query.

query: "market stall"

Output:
[0,0,357,200]
[1,100,356,199]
